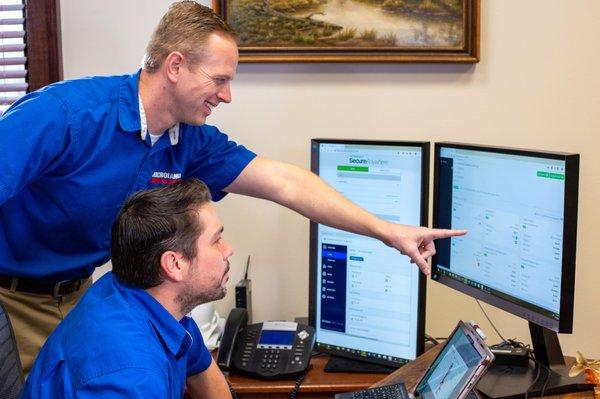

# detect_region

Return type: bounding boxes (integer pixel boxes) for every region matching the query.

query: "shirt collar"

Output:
[118,69,179,146]
[139,94,180,146]
[112,273,192,359]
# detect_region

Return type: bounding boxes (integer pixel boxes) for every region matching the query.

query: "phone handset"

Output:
[216,307,248,371]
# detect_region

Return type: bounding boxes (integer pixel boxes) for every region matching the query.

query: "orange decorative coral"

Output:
[569,351,600,385]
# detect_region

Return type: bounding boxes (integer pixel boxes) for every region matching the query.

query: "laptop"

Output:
[335,320,495,399]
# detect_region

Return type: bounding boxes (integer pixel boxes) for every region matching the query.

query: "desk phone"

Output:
[217,308,315,380]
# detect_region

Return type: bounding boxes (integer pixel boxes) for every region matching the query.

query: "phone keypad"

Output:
[261,349,281,369]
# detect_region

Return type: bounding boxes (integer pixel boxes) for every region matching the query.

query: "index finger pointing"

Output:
[428,228,467,240]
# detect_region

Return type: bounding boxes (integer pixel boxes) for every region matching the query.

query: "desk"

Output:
[225,350,596,398]
[226,354,384,398]
[373,345,595,399]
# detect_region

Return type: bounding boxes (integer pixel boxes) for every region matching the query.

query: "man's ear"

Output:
[159,250,188,282]
[164,51,185,84]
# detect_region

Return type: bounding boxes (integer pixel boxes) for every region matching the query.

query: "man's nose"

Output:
[217,83,232,104]
[223,239,234,259]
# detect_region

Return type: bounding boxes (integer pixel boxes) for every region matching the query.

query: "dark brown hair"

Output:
[111,179,212,288]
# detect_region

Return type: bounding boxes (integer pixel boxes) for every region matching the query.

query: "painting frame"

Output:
[213,0,479,63]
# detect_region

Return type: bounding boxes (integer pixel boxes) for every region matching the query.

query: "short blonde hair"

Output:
[143,1,236,73]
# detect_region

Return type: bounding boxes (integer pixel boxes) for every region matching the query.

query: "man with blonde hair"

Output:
[0,1,465,374]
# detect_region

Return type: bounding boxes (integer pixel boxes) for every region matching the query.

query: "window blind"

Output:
[0,0,27,116]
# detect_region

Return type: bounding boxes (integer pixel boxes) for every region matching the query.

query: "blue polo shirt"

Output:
[21,272,212,398]
[0,70,255,281]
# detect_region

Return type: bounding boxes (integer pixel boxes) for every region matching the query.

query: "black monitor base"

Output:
[324,356,397,374]
[477,362,593,399]
[476,321,595,399]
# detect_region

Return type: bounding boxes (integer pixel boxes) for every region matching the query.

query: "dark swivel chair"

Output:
[0,300,24,399]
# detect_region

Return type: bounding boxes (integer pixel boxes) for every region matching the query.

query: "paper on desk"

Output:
[190,303,226,351]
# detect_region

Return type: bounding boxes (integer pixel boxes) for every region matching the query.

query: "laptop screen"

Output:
[415,325,483,399]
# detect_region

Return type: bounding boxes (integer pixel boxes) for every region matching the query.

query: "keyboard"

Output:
[334,382,410,399]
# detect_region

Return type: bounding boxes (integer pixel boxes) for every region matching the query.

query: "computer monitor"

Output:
[432,142,589,398]
[308,139,428,372]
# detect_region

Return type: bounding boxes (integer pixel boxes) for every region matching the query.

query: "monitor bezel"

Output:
[308,138,429,367]
[431,142,579,333]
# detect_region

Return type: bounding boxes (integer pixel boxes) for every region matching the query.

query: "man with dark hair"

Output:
[22,179,233,398]
[0,0,465,373]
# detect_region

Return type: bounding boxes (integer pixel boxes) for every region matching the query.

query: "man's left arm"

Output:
[226,156,466,274]
[186,359,232,399]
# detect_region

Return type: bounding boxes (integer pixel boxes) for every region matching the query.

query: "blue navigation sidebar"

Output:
[320,243,347,333]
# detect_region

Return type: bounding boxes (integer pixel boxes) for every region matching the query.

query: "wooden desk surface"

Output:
[225,349,596,399]
[373,345,595,399]
[226,353,384,398]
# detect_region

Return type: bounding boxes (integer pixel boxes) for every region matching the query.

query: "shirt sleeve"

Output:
[0,90,71,203]
[182,316,212,376]
[74,368,168,399]
[186,124,256,201]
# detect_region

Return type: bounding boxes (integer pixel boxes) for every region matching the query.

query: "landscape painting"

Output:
[214,0,479,62]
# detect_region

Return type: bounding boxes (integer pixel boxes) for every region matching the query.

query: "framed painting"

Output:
[213,0,479,63]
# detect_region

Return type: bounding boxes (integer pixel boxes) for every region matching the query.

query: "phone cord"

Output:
[289,368,310,399]
[227,379,240,399]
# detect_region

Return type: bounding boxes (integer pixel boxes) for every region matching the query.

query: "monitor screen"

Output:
[309,139,428,367]
[432,143,579,333]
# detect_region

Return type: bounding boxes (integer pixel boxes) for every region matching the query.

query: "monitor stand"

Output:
[324,355,397,374]
[476,322,594,399]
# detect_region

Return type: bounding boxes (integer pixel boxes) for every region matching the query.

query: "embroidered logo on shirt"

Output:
[149,172,182,185]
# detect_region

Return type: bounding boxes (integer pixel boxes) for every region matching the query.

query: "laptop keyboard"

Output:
[335,382,410,399]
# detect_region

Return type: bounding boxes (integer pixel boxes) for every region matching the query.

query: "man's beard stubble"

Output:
[177,262,230,316]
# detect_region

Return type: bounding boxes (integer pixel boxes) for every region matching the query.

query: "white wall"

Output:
[62,0,600,358]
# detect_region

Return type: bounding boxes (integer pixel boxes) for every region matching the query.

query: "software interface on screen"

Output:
[416,326,483,399]
[435,147,566,321]
[315,143,423,362]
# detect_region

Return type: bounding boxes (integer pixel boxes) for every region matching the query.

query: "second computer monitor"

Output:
[432,142,578,334]
[308,139,428,368]
[430,142,583,398]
